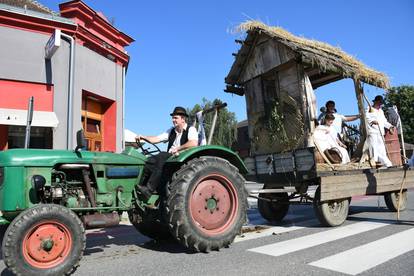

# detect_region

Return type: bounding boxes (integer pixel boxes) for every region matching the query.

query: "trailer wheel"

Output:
[2,204,85,276]
[313,187,349,227]
[166,157,247,252]
[384,190,407,212]
[258,190,289,222]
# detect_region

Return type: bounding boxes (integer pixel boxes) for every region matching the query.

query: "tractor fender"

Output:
[167,145,248,174]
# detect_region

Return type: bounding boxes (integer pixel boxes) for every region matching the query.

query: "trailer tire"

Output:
[2,204,85,276]
[384,190,407,212]
[258,191,289,222]
[313,187,349,227]
[166,157,247,252]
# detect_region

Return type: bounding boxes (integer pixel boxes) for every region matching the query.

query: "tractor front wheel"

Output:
[2,204,85,276]
[166,157,247,252]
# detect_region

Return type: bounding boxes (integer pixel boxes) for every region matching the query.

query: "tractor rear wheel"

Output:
[384,190,407,212]
[166,157,247,252]
[2,204,85,276]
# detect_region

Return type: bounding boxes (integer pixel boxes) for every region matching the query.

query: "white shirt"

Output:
[157,124,198,151]
[365,107,392,135]
[313,124,350,164]
[318,112,345,137]
[313,125,338,152]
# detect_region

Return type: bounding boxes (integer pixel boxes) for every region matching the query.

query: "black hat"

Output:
[373,95,384,103]
[325,100,336,107]
[170,106,188,117]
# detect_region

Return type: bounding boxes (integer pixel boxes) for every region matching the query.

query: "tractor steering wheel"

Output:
[136,137,162,156]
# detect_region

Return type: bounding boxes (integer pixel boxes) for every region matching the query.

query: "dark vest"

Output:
[167,125,190,151]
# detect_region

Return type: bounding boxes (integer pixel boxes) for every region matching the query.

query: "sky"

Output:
[41,0,414,136]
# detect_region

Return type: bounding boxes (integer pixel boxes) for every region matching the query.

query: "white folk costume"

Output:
[317,112,346,138]
[313,125,350,164]
[365,107,393,167]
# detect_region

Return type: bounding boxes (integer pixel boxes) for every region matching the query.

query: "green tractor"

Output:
[0,113,247,275]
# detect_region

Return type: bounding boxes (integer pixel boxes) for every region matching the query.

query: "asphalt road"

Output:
[1,189,413,276]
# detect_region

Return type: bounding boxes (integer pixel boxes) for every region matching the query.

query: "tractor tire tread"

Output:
[166,156,246,253]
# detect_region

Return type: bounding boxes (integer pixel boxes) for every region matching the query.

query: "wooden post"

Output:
[353,79,367,139]
[207,109,218,145]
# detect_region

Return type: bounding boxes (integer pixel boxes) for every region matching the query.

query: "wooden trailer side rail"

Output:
[319,167,414,201]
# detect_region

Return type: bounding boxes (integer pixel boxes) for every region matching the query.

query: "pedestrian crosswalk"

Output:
[241,207,414,275]
[248,221,387,257]
[309,228,414,275]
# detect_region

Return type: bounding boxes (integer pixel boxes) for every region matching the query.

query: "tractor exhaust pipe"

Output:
[81,212,120,229]
[82,168,97,208]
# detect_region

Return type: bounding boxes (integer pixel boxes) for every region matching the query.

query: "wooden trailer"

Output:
[225,21,414,226]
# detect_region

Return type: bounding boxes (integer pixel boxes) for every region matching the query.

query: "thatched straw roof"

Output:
[226,21,389,89]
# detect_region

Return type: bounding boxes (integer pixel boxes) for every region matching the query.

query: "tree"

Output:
[187,98,238,148]
[383,85,414,143]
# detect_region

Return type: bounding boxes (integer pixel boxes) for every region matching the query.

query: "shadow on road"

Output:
[139,239,197,254]
[84,224,195,256]
[0,270,12,276]
[348,205,390,214]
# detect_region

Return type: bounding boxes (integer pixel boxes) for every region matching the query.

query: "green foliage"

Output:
[187,98,238,148]
[255,100,303,151]
[267,100,287,142]
[384,85,414,143]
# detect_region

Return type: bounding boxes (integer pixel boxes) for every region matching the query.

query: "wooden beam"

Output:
[353,79,367,139]
[224,85,245,96]
[311,74,343,89]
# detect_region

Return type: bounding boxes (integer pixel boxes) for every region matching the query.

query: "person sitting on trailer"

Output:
[365,95,395,167]
[314,114,350,164]
[318,100,360,137]
[135,106,198,199]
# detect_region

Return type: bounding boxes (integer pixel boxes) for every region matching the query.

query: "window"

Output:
[7,126,52,149]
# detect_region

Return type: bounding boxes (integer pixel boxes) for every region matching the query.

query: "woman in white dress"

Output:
[314,113,350,164]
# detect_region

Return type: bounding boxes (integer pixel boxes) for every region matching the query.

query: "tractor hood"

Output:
[0,149,146,167]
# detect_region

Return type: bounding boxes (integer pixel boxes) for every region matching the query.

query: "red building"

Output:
[0,0,133,152]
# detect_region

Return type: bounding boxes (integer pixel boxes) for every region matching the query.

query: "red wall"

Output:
[103,101,116,152]
[0,79,54,111]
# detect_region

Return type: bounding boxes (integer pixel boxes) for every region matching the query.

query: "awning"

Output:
[124,128,137,143]
[0,108,59,128]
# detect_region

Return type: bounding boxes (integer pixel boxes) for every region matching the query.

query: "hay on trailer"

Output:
[234,20,389,89]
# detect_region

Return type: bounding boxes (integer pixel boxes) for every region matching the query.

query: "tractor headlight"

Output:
[31,175,46,191]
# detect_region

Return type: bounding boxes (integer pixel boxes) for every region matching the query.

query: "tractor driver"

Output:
[135,106,198,199]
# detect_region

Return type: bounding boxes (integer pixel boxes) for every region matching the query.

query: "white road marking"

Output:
[309,228,414,275]
[236,219,317,243]
[248,221,387,256]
